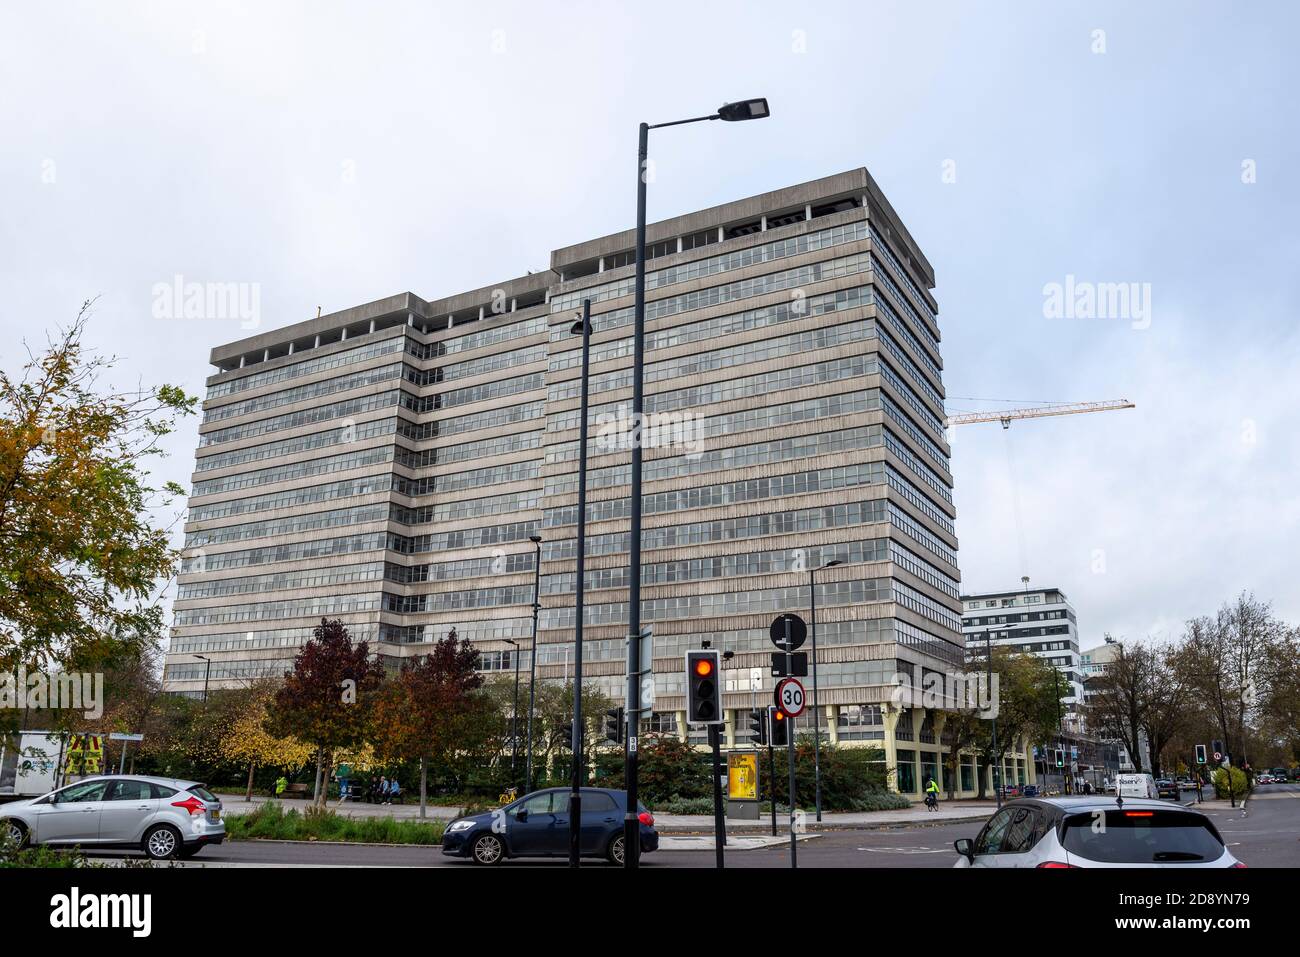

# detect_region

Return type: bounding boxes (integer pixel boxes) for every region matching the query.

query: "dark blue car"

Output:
[441,787,658,865]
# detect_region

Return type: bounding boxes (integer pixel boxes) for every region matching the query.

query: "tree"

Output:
[529,680,615,785]
[1141,642,1194,777]
[221,681,312,801]
[1183,593,1285,768]
[0,303,195,670]
[371,633,485,818]
[265,619,384,807]
[975,649,1061,796]
[1086,637,1154,773]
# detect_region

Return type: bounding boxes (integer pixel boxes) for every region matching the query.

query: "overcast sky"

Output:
[3,1,1296,650]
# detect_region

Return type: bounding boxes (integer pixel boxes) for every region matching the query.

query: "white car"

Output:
[1,775,225,860]
[953,797,1244,868]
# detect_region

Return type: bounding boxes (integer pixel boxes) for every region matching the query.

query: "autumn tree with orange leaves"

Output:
[0,302,195,676]
[372,631,487,818]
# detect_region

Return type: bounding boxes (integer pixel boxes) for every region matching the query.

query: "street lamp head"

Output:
[529,534,543,544]
[823,559,842,569]
[570,319,591,336]
[717,98,770,122]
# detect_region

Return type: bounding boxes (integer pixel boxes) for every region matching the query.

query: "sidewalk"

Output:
[216,793,999,831]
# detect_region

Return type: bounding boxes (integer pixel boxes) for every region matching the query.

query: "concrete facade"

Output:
[166,168,1029,798]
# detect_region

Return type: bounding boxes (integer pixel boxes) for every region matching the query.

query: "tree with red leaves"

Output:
[266,619,384,806]
[372,629,487,817]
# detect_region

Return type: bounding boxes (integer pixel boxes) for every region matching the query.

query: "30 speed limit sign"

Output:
[775,677,806,717]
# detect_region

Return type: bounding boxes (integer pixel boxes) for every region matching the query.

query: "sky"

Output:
[2,1,1296,650]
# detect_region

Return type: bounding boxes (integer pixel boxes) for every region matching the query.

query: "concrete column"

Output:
[238,356,245,368]
[675,710,688,743]
[341,328,348,340]
[510,298,517,312]
[881,704,900,793]
[407,315,414,326]
[931,711,948,789]
[287,342,294,355]
[368,319,375,334]
[760,215,768,231]
[805,203,813,220]
[598,257,605,273]
[717,226,724,243]
[313,334,321,348]
[825,704,839,745]
[262,348,269,362]
[676,236,683,253]
[724,709,735,749]
[478,306,485,321]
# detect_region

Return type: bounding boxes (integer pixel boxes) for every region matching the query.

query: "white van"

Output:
[1115,773,1160,800]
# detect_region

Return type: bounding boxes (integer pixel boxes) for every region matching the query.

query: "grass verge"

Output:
[223,802,445,845]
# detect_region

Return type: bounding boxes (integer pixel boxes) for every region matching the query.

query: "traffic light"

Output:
[1195,744,1207,765]
[685,650,722,724]
[603,707,624,745]
[559,721,574,750]
[747,708,767,745]
[769,706,789,746]
[1054,748,1064,769]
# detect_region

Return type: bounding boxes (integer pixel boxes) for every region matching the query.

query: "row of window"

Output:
[205,336,407,400]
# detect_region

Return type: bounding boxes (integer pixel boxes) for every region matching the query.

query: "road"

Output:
[77,783,1300,868]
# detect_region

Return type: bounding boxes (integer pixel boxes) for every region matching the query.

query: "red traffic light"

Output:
[694,658,714,677]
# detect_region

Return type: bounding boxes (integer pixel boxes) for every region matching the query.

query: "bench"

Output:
[281,783,310,799]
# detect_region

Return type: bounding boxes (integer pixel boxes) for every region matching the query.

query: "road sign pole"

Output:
[787,715,798,869]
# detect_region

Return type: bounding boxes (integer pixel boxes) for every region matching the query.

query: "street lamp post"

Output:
[623,98,770,869]
[525,533,543,793]
[505,638,521,789]
[568,298,592,869]
[984,631,1001,808]
[809,557,840,822]
[194,655,211,702]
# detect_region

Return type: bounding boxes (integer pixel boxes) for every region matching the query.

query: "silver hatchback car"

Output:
[1,775,225,860]
[954,797,1244,868]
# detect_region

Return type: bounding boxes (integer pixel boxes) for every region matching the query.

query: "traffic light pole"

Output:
[568,298,591,869]
[709,724,725,868]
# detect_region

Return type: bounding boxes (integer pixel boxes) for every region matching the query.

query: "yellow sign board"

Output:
[63,733,104,775]
[727,752,759,801]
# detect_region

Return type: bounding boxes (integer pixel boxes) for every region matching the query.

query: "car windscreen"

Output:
[186,785,218,803]
[1061,809,1225,864]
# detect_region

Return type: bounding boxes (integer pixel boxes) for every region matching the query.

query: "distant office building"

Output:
[961,587,1084,732]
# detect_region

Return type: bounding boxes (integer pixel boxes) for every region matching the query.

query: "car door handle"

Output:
[137,805,151,810]
[81,808,96,813]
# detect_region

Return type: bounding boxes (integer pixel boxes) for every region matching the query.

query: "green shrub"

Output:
[1213,766,1248,799]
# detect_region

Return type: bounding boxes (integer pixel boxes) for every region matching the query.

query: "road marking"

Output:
[859,846,952,854]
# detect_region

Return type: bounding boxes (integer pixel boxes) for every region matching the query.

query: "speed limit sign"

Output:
[775,677,806,717]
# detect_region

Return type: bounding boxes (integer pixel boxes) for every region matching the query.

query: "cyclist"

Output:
[924,776,940,811]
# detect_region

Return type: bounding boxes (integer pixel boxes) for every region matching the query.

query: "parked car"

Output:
[1257,774,1273,785]
[1,775,224,860]
[440,787,658,865]
[953,798,1244,868]
[1156,779,1180,800]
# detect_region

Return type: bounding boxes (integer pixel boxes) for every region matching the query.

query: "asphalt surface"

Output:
[74,782,1300,868]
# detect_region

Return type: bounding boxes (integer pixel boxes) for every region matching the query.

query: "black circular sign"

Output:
[769,613,807,651]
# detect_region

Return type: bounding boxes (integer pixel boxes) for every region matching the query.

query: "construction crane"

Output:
[944,399,1135,430]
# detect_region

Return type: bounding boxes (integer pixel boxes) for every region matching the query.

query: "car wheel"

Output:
[143,825,183,860]
[606,834,626,866]
[471,833,505,865]
[3,819,28,849]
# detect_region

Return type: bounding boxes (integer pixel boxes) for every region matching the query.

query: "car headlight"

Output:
[448,819,475,832]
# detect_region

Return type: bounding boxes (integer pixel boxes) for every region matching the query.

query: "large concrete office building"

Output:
[167,168,1022,797]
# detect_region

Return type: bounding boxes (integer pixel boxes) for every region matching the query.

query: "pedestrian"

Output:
[1082,780,1092,795]
[389,779,402,805]
[337,762,351,804]
[275,776,287,799]
[379,776,390,804]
